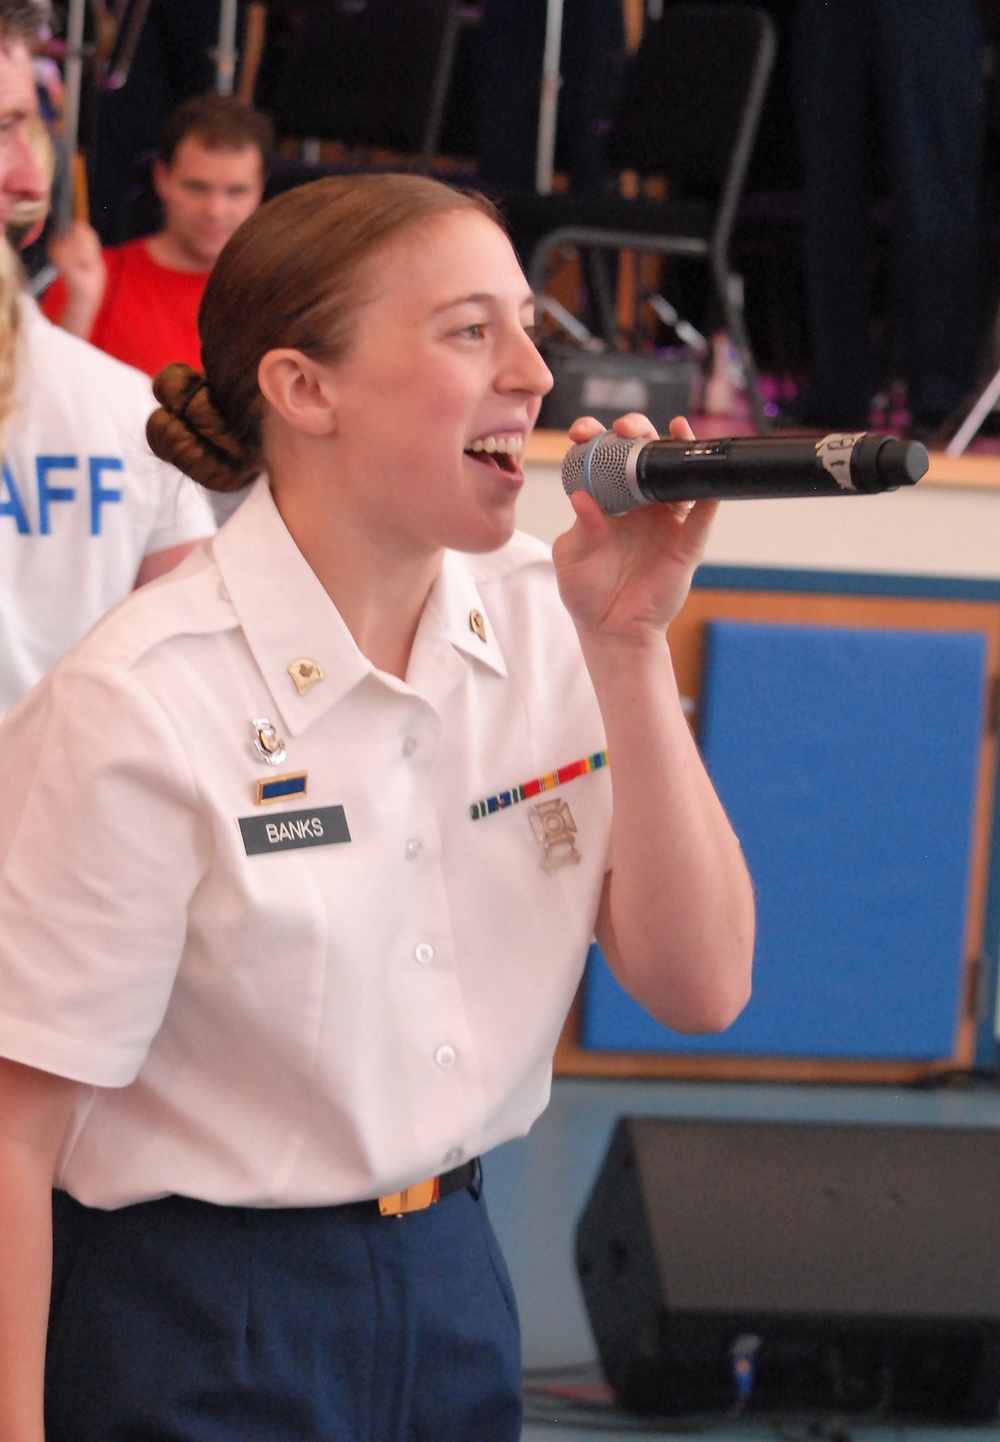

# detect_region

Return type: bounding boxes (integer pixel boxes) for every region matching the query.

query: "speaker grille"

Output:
[562,434,643,514]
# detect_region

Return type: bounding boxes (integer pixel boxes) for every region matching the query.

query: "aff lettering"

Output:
[0,454,126,535]
[90,457,124,534]
[0,464,28,534]
[37,456,76,535]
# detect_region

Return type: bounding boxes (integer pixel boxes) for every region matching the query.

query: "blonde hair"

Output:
[147,173,501,492]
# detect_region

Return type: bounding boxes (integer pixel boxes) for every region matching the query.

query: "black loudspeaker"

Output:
[575,1116,1000,1421]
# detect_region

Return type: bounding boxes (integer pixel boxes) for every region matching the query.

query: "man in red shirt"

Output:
[42,94,273,375]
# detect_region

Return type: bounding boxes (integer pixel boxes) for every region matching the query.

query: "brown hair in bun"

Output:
[147,363,258,493]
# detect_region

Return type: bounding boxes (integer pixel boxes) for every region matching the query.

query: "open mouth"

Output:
[463,434,524,473]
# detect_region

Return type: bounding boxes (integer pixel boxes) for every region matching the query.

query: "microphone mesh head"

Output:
[561,440,589,495]
[561,433,644,515]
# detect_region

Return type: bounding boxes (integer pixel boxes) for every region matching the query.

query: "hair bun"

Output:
[147,362,257,493]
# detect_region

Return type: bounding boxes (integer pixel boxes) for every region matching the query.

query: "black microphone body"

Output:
[562,431,929,515]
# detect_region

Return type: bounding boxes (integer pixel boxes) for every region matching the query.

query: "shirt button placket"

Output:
[402,735,425,862]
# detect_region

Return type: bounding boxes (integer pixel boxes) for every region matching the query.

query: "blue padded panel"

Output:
[581,621,987,1059]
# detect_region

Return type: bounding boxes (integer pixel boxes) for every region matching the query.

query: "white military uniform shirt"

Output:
[0,297,215,714]
[0,476,612,1209]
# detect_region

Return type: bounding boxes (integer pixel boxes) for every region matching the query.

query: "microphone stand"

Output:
[536,0,564,193]
[943,362,1000,456]
[60,0,88,165]
[214,0,239,96]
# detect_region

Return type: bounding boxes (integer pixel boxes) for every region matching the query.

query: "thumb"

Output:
[568,488,615,547]
[553,489,611,565]
[569,488,611,536]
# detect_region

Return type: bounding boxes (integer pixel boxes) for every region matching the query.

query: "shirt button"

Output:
[405,839,423,861]
[435,1045,456,1068]
[443,1146,463,1165]
[414,942,434,965]
[402,736,419,757]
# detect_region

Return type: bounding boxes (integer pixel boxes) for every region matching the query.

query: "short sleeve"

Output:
[123,360,216,557]
[113,363,216,557]
[0,660,208,1085]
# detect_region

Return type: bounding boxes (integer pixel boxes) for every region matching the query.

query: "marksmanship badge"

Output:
[529,797,581,871]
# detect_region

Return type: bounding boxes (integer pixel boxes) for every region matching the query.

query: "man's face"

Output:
[0,39,48,227]
[153,135,264,270]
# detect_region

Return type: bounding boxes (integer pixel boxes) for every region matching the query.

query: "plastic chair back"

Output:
[609,4,776,206]
[271,0,465,163]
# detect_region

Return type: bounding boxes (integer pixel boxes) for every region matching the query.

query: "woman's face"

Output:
[319,208,554,557]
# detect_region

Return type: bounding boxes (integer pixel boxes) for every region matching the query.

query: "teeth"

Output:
[467,435,524,455]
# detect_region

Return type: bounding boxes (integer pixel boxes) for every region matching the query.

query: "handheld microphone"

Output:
[562,431,929,515]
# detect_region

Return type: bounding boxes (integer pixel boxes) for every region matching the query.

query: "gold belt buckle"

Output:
[378,1176,440,1217]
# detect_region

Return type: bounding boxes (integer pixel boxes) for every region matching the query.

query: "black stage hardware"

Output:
[99,0,153,90]
[539,348,700,437]
[576,1115,1000,1421]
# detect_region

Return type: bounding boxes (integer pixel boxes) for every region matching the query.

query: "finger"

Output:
[567,415,609,444]
[664,500,696,522]
[676,497,720,554]
[610,411,660,441]
[667,414,696,442]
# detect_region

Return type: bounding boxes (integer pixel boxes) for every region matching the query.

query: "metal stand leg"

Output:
[536,0,565,193]
[944,366,1000,456]
[215,0,239,95]
[419,2,465,174]
[62,0,87,161]
[715,258,770,435]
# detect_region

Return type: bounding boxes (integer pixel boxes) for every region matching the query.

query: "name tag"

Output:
[239,805,351,855]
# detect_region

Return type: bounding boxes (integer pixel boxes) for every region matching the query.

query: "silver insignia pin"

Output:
[251,717,287,766]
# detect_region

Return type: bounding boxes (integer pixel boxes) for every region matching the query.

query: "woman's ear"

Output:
[257,349,338,436]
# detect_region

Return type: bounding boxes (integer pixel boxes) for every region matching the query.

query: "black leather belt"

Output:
[376,1158,480,1217]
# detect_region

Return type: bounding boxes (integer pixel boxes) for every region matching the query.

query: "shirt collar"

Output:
[417,548,508,677]
[212,477,507,735]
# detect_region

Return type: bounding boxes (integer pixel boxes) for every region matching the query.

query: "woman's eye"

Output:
[459,322,487,339]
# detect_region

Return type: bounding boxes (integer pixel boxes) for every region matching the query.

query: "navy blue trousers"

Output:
[46,1180,521,1441]
[791,0,984,422]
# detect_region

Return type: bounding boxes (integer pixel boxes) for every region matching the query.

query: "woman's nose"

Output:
[500,327,554,397]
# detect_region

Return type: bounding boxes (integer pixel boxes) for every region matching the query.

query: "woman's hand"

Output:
[552,412,718,645]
